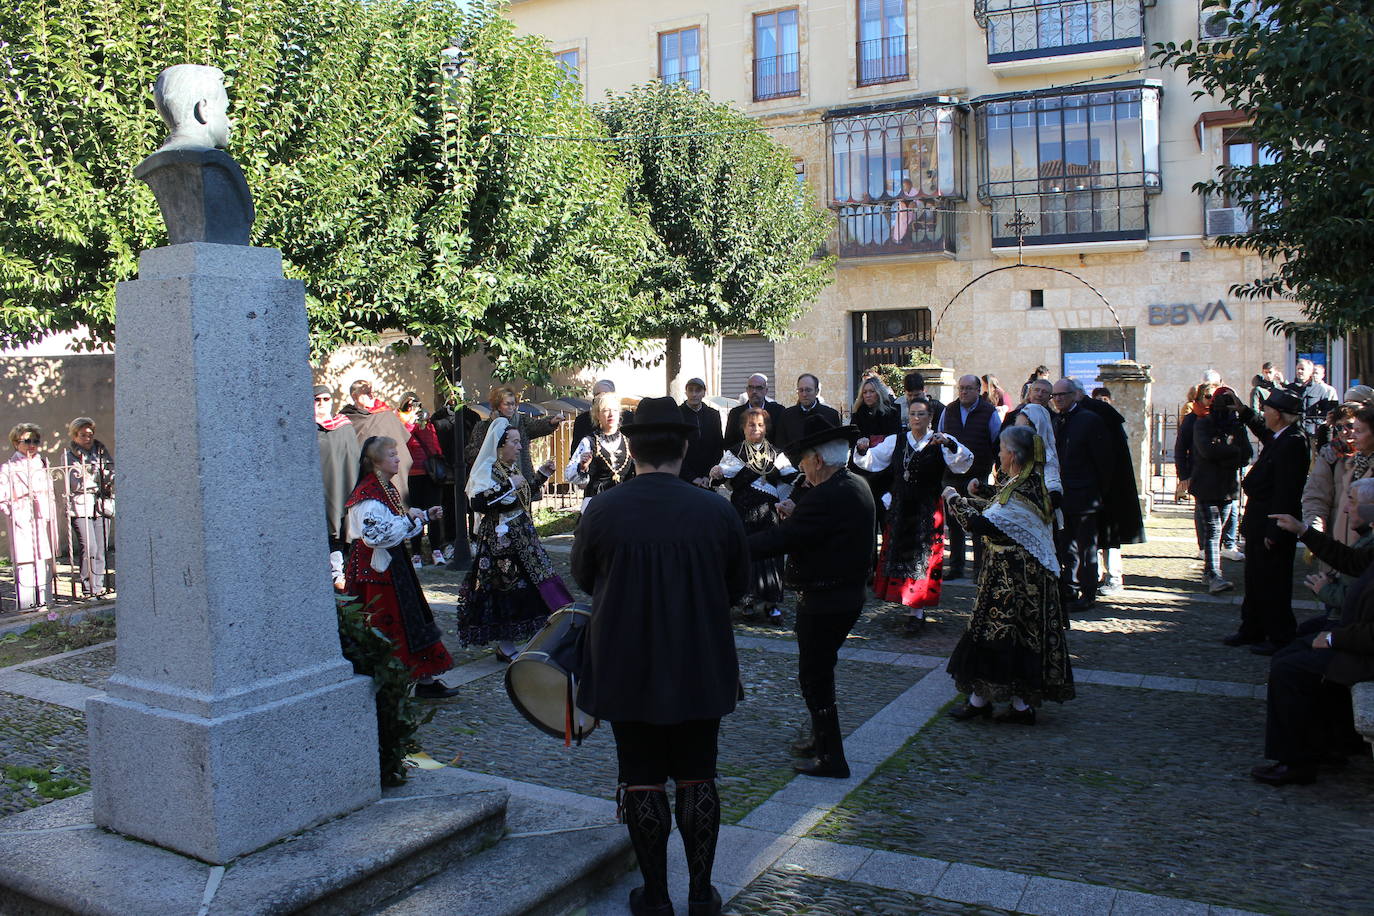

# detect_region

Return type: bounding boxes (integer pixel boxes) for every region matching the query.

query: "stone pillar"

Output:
[916,365,956,407]
[87,243,379,864]
[1097,359,1154,519]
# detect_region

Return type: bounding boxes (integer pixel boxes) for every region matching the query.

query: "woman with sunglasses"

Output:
[1,425,59,610]
[1301,404,1374,557]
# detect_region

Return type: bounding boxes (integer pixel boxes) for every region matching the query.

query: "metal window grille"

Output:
[851,310,933,393]
[982,0,1143,61]
[857,35,908,86]
[754,53,801,101]
[836,201,955,258]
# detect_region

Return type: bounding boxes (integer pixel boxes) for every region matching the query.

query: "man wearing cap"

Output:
[1224,389,1310,654]
[680,377,724,487]
[776,373,842,448]
[748,414,876,779]
[572,396,749,916]
[314,385,360,591]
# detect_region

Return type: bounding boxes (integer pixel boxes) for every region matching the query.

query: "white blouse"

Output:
[346,499,424,572]
[855,430,975,476]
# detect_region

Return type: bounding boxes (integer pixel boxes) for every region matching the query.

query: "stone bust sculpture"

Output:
[134,65,255,246]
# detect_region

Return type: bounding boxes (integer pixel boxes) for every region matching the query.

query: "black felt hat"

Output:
[782,414,861,465]
[621,396,696,435]
[1263,390,1303,415]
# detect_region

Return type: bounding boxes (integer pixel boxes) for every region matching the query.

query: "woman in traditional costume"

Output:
[943,424,1074,724]
[709,407,798,622]
[457,418,573,661]
[344,436,458,699]
[0,424,59,610]
[566,391,634,512]
[855,398,973,633]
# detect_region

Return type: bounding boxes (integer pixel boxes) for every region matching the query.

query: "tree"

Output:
[0,0,652,382]
[1154,0,1374,334]
[597,82,834,395]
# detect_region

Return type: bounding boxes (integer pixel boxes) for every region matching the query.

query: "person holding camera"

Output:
[401,393,447,567]
[1190,388,1253,594]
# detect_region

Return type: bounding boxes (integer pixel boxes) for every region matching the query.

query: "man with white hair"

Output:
[938,373,1001,579]
[749,415,875,779]
[725,373,786,448]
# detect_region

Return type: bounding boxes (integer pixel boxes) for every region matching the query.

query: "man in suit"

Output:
[1258,487,1374,785]
[750,415,875,779]
[938,374,1000,579]
[777,373,842,447]
[1225,390,1310,655]
[679,377,724,486]
[573,397,748,915]
[1051,377,1112,611]
[724,373,786,449]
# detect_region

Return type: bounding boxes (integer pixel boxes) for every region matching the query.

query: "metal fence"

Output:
[2,463,115,615]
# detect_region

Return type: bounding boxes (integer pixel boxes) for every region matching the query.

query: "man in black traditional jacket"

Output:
[572,396,748,916]
[1225,390,1310,655]
[750,415,875,779]
[679,377,724,486]
[776,373,842,448]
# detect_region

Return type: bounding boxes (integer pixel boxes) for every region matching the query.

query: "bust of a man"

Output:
[134,64,255,245]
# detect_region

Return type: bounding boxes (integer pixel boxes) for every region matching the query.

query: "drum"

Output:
[505,603,599,745]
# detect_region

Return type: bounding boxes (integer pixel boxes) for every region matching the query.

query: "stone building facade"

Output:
[505,0,1352,414]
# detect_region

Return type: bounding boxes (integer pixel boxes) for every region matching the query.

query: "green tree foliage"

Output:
[1154,0,1374,332]
[597,82,834,388]
[0,0,651,380]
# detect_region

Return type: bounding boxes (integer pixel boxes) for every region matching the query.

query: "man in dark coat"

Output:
[314,385,360,591]
[1225,390,1310,655]
[430,399,484,553]
[572,397,748,916]
[776,373,842,448]
[902,371,944,430]
[1051,378,1112,611]
[339,379,413,502]
[725,373,787,448]
[1071,380,1146,596]
[938,374,1000,579]
[1256,496,1374,785]
[679,377,724,486]
[750,415,875,779]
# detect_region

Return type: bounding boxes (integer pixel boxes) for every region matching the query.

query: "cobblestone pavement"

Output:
[724,869,1021,916]
[0,692,89,816]
[808,682,1374,914]
[26,645,116,690]
[415,648,928,825]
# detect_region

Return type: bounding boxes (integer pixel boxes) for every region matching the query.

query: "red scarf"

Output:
[346,472,403,513]
[318,414,352,431]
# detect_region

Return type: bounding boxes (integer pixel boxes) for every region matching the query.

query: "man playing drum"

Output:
[571,396,749,916]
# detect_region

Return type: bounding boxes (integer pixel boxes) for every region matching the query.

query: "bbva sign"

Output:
[1148,300,1233,326]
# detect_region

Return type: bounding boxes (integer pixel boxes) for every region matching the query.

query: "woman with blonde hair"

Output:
[344,435,456,699]
[458,418,573,660]
[1,424,59,610]
[566,390,633,512]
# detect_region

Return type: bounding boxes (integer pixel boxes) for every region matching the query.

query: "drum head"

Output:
[504,604,598,741]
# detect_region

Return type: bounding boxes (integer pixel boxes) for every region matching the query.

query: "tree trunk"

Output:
[665,332,685,400]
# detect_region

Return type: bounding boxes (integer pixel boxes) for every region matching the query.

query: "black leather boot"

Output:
[793,705,850,779]
[675,779,722,916]
[621,786,674,915]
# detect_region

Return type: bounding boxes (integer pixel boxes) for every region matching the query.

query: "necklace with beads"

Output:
[596,433,631,482]
[374,471,405,515]
[743,440,773,473]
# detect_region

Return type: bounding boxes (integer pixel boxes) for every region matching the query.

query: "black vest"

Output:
[584,434,635,497]
[941,399,996,481]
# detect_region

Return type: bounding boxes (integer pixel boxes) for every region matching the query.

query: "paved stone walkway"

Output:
[0,505,1365,914]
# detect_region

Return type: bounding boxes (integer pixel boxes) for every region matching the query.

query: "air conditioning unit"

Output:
[1200,4,1229,39]
[1205,207,1251,236]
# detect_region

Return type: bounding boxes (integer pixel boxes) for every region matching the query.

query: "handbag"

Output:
[424,454,452,484]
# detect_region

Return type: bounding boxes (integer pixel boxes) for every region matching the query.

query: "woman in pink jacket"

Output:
[1,424,59,610]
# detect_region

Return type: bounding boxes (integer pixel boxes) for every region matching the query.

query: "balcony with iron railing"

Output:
[976,0,1145,75]
[835,200,956,259]
[662,68,701,91]
[753,52,800,101]
[856,35,909,86]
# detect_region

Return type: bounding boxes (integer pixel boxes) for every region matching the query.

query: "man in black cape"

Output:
[1072,380,1146,596]
[314,385,360,591]
[572,396,748,916]
[749,415,875,779]
[679,377,724,486]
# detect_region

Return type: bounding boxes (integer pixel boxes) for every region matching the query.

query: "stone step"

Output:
[0,769,510,915]
[368,794,634,916]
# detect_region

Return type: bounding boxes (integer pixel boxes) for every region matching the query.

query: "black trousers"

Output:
[1239,514,1297,644]
[611,719,720,784]
[407,475,442,555]
[1264,639,1351,765]
[795,586,865,708]
[1056,511,1099,602]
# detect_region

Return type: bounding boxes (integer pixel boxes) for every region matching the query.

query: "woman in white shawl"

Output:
[457,417,573,661]
[942,424,1075,725]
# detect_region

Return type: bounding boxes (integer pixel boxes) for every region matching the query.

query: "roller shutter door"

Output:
[720,336,777,400]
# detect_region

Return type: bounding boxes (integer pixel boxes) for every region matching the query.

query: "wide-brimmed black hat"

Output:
[621,396,696,435]
[782,414,861,465]
[1262,390,1303,415]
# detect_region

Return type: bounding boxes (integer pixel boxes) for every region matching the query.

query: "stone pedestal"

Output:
[914,365,956,406]
[1097,359,1154,519]
[87,243,379,864]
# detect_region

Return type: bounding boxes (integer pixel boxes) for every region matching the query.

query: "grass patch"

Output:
[534,508,579,538]
[0,614,116,668]
[3,764,87,801]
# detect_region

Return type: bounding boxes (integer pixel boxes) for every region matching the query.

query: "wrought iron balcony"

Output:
[662,68,701,91]
[987,189,1147,248]
[979,0,1144,65]
[753,53,800,101]
[835,201,955,258]
[857,35,909,86]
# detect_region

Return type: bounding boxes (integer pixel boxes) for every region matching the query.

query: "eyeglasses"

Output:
[746,384,767,391]
[1050,392,1074,398]
[18,436,40,444]
[1334,423,1357,432]
[314,396,331,402]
